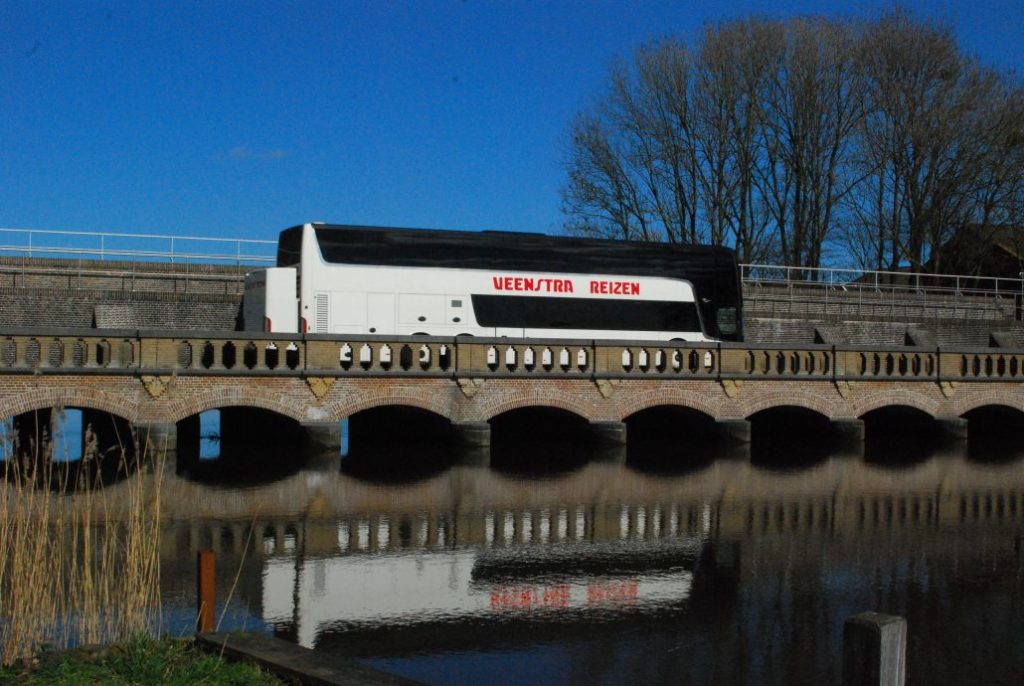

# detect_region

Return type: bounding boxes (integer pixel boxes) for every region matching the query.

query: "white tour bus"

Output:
[243,223,743,342]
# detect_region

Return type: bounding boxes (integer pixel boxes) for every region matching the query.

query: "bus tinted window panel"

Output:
[277,225,304,267]
[471,295,701,333]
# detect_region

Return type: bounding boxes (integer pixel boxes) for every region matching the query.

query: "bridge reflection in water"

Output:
[139,447,1024,685]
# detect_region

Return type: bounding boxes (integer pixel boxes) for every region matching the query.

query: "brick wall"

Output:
[0,257,246,330]
[1,289,241,330]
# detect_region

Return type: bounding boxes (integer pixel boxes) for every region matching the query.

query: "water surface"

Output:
[140,444,1024,685]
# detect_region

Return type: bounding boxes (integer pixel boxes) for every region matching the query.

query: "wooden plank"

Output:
[196,631,424,686]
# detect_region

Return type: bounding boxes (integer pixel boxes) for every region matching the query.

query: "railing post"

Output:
[843,612,906,686]
[715,342,722,382]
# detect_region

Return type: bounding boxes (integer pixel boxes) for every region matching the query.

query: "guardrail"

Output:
[0,329,1020,384]
[741,263,1024,298]
[0,227,276,266]
[742,263,1024,319]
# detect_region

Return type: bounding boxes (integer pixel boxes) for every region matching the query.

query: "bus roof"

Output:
[282,223,736,277]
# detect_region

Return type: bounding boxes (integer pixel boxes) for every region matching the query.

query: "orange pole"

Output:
[197,549,215,633]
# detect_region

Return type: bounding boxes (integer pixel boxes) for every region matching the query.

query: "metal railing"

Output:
[741,263,1024,298]
[0,227,277,266]
[740,264,1024,322]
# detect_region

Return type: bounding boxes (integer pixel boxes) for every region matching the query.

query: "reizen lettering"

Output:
[588,280,640,296]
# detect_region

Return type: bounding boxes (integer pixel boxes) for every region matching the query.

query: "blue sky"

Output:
[2,1,1022,242]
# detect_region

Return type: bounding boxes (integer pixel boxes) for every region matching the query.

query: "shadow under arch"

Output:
[624,405,718,474]
[489,406,592,476]
[749,405,832,472]
[5,406,140,491]
[341,405,455,483]
[963,404,1024,463]
[175,405,309,486]
[861,405,940,467]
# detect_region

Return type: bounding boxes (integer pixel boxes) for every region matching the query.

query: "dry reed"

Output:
[0,412,164,665]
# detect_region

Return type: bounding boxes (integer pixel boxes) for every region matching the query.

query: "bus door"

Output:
[367,293,395,335]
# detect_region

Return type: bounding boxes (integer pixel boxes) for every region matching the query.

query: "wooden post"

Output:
[197,549,216,633]
[843,612,906,686]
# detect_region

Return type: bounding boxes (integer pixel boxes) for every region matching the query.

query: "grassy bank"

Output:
[0,636,284,685]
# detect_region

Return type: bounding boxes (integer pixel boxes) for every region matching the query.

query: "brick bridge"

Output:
[3,327,1024,466]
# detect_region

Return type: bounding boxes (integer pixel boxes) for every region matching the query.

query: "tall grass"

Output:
[0,416,164,665]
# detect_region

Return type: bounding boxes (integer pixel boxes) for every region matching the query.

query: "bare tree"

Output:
[561,40,701,244]
[562,11,1024,276]
[848,11,1024,273]
[757,17,864,274]
[693,19,776,262]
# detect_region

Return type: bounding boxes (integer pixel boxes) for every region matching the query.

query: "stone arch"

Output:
[477,392,596,423]
[851,388,941,418]
[616,388,726,422]
[0,387,139,422]
[163,388,307,424]
[738,389,842,420]
[946,388,1024,417]
[327,394,454,422]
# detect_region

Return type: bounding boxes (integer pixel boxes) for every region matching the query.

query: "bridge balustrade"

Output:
[1,327,1024,385]
[595,342,719,378]
[137,331,305,374]
[455,339,592,377]
[305,336,456,376]
[0,330,136,371]
[942,349,1024,380]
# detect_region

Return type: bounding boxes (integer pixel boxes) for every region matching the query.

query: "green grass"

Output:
[0,636,286,685]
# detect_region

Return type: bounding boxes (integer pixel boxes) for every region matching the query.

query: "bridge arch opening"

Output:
[963,405,1024,461]
[489,406,592,474]
[624,406,718,472]
[749,406,832,470]
[861,406,940,465]
[176,406,308,484]
[5,406,138,488]
[342,406,454,482]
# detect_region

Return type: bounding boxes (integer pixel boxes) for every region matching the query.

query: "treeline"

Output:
[561,11,1024,275]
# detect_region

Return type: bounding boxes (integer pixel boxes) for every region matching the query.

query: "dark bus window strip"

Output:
[471,294,703,334]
